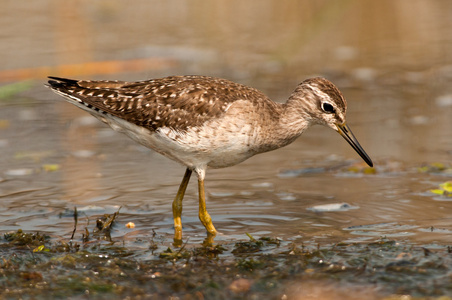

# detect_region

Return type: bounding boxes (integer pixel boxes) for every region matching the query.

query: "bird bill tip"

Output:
[336,123,373,167]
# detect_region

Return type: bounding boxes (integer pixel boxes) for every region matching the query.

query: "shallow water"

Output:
[1,0,452,246]
[0,1,452,298]
[1,77,451,248]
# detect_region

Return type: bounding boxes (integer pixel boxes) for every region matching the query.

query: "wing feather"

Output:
[47,75,268,132]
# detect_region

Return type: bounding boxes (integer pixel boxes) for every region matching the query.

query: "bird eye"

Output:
[322,102,335,114]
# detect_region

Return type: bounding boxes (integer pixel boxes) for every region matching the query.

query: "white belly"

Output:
[102,112,257,170]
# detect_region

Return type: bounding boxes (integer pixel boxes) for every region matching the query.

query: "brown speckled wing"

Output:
[47,76,265,132]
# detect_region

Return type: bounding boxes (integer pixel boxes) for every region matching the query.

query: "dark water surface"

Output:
[0,1,452,298]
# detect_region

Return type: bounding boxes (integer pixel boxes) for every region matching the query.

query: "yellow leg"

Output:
[198,178,217,236]
[172,168,192,242]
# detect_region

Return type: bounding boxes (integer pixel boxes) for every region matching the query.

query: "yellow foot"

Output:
[198,177,217,236]
[203,232,216,246]
[173,236,183,248]
[199,213,217,236]
[171,168,192,248]
[173,225,183,246]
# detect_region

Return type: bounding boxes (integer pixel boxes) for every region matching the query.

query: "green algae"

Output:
[0,208,451,299]
[1,228,451,299]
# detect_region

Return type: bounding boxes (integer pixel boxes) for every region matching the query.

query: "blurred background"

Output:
[3,1,452,84]
[0,0,451,244]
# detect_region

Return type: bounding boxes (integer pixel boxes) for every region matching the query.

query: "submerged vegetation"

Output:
[1,211,451,299]
[430,181,452,198]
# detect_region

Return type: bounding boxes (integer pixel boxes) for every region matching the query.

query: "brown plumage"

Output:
[47,75,274,132]
[47,75,372,240]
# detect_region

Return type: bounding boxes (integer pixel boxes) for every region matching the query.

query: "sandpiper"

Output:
[47,75,373,240]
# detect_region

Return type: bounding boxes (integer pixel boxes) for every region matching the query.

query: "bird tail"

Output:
[46,76,79,90]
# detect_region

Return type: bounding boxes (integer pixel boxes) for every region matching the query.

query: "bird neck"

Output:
[275,97,315,141]
[251,99,313,154]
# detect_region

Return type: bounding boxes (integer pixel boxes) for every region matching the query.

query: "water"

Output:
[2,2,452,299]
[1,0,452,248]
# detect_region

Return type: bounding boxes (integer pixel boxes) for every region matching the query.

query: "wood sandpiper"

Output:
[47,75,373,241]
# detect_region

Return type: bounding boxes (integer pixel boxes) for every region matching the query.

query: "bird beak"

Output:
[336,123,373,167]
